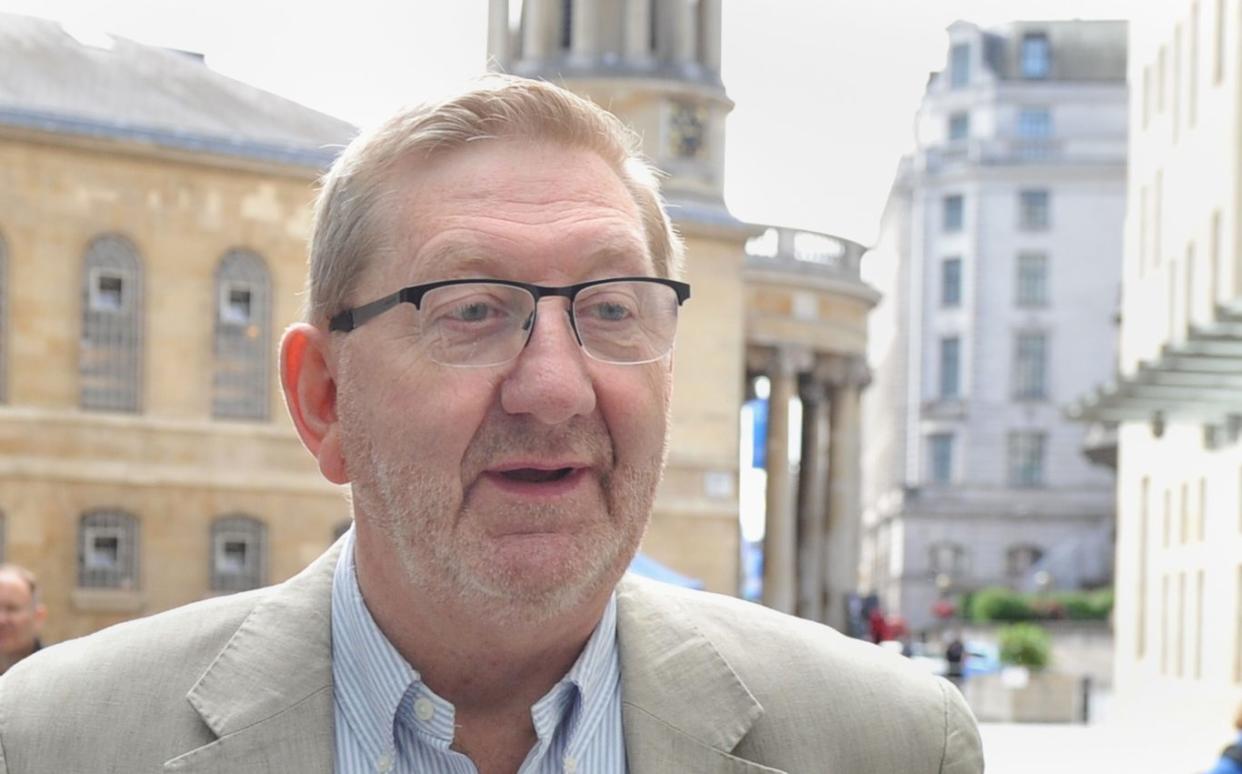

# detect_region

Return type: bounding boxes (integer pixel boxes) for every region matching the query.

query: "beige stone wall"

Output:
[0,134,348,644]
[744,276,873,358]
[649,229,748,593]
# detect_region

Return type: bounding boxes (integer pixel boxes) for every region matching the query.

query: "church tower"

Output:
[487,0,754,596]
[487,0,731,215]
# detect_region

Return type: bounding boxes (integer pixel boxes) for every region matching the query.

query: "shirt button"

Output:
[376,752,394,773]
[563,755,578,773]
[414,697,435,721]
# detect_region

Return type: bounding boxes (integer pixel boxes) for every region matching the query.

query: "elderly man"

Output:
[0,76,982,773]
[0,564,45,675]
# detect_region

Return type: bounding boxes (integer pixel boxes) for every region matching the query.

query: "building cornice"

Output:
[0,107,346,180]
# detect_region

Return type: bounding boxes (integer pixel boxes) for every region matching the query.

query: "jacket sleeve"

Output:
[937,678,984,774]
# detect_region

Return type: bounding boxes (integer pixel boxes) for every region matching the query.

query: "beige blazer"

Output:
[0,542,982,773]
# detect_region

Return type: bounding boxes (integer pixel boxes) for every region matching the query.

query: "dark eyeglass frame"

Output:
[328,276,692,338]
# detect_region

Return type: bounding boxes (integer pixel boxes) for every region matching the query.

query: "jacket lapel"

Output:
[616,576,786,774]
[164,542,343,773]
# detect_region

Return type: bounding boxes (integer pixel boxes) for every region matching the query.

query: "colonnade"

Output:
[753,347,869,631]
[489,0,722,72]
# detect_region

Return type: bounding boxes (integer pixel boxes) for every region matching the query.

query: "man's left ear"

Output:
[280,323,350,484]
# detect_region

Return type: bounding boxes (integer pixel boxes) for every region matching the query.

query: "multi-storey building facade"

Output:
[863,20,1127,630]
[1071,0,1242,760]
[487,0,878,627]
[0,13,356,642]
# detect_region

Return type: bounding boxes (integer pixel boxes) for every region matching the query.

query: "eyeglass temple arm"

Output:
[328,290,410,332]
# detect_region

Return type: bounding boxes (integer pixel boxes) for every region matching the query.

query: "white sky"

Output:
[0,0,1145,244]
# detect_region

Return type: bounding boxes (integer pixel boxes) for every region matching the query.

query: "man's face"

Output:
[0,573,43,659]
[335,139,672,619]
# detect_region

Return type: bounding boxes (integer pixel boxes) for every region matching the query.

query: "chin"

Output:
[459,537,633,620]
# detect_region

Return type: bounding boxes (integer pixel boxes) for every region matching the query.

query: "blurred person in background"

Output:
[1203,702,1242,774]
[0,564,46,675]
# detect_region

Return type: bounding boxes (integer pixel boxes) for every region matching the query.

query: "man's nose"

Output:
[499,300,596,424]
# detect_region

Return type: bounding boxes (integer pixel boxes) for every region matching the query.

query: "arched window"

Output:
[0,232,7,404]
[928,541,970,579]
[80,235,143,412]
[212,250,271,421]
[210,514,267,592]
[1006,544,1045,581]
[78,509,139,589]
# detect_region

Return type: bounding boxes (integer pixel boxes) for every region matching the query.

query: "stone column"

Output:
[624,0,652,61]
[672,0,697,64]
[487,0,511,67]
[822,355,870,632]
[571,0,598,60]
[762,347,803,614]
[796,372,831,622]
[522,0,558,59]
[699,0,723,73]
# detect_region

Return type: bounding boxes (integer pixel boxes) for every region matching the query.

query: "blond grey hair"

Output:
[306,74,684,324]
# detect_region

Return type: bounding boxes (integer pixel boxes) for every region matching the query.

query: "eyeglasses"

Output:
[329,277,691,367]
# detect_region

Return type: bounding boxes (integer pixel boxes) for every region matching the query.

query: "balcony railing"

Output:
[743,226,865,282]
[919,136,1124,172]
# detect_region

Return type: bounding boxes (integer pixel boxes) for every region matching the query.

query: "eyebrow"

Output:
[413,233,651,282]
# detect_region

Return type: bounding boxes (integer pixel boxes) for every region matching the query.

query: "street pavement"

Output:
[980,721,1215,773]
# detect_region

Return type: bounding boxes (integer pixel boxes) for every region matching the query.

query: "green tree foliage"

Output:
[966,586,1113,622]
[998,623,1052,669]
[967,587,1033,622]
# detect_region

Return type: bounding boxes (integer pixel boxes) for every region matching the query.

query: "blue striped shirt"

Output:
[331,528,627,773]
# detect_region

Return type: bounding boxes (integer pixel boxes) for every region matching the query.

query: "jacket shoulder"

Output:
[618,576,983,773]
[0,588,266,769]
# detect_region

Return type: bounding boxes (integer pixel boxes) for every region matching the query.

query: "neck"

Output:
[353,535,612,714]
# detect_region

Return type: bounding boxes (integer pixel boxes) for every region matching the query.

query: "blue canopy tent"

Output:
[627,553,704,589]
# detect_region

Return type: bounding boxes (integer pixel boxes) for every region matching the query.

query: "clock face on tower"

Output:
[668,101,706,160]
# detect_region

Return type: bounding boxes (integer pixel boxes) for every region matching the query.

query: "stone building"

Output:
[0,13,356,642]
[1070,0,1242,759]
[1,2,880,642]
[487,0,877,627]
[862,20,1127,630]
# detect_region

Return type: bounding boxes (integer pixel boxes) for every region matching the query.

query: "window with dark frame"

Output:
[939,336,961,398]
[943,194,964,232]
[950,43,971,88]
[80,235,143,413]
[78,509,139,589]
[1008,431,1047,487]
[1006,544,1044,580]
[210,515,267,593]
[929,541,969,577]
[1020,33,1051,79]
[1017,107,1052,138]
[942,257,962,307]
[213,250,271,421]
[1013,331,1048,400]
[948,111,970,141]
[1016,252,1049,307]
[929,433,954,484]
[1018,190,1050,230]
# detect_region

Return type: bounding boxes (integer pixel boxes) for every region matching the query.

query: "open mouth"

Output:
[499,467,576,483]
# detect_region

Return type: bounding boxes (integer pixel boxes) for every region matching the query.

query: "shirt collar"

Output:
[331,526,620,757]
[331,528,418,761]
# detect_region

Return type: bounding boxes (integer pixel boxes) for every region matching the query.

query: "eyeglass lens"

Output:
[418,280,680,366]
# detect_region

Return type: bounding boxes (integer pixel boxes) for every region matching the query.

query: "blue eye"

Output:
[591,302,632,321]
[452,302,496,322]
